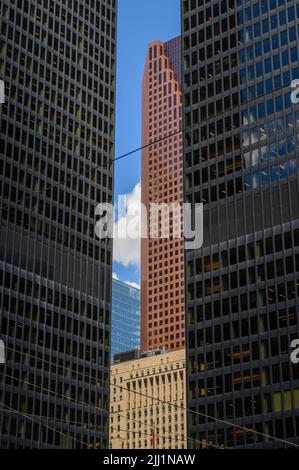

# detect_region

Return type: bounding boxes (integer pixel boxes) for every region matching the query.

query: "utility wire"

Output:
[3,345,299,448]
[108,424,221,450]
[0,400,92,448]
[0,401,165,449]
[110,375,299,449]
[0,409,106,431]
[110,409,188,448]
[6,345,187,382]
[1,371,107,413]
[0,407,221,450]
[0,123,184,213]
[0,371,207,449]
[0,30,297,452]
[2,347,219,448]
[109,408,223,449]
[0,406,162,445]
[0,371,190,447]
[4,345,298,448]
[1,368,202,448]
[1,79,296,213]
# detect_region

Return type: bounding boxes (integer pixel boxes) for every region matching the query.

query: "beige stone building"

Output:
[109,348,187,449]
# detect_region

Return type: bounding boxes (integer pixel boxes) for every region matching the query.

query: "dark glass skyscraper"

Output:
[111,278,140,362]
[0,0,117,448]
[183,0,299,448]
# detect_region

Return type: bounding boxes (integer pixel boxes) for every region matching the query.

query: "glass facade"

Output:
[183,0,299,448]
[111,279,140,362]
[0,0,117,448]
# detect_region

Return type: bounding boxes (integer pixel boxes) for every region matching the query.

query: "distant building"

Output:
[109,348,187,449]
[111,279,140,362]
[113,349,140,364]
[141,37,185,353]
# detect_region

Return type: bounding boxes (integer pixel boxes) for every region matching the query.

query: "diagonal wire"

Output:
[3,345,299,448]
[0,400,92,448]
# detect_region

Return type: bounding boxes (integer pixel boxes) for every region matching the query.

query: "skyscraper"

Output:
[0,0,117,448]
[110,348,187,449]
[111,278,140,362]
[141,37,185,353]
[182,0,299,448]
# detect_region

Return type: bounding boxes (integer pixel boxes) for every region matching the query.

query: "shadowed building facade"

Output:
[141,37,185,353]
[0,0,117,448]
[182,0,299,448]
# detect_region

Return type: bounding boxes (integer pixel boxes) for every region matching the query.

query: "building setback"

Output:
[141,37,185,353]
[182,0,299,448]
[111,279,140,362]
[109,349,187,449]
[0,0,117,448]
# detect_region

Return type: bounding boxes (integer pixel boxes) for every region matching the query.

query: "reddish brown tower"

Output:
[141,37,185,353]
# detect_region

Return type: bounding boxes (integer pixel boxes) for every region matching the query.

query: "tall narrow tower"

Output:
[141,37,185,353]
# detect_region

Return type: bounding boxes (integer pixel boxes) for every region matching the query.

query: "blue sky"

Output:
[113,0,181,287]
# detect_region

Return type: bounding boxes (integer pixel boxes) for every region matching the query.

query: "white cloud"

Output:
[126,281,140,290]
[113,182,141,268]
[112,271,140,289]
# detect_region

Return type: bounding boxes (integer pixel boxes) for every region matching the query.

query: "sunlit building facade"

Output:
[110,348,187,449]
[141,37,185,353]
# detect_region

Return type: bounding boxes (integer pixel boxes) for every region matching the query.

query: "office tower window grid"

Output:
[0,0,116,448]
[164,36,183,89]
[183,0,299,448]
[141,38,185,353]
[111,279,140,362]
